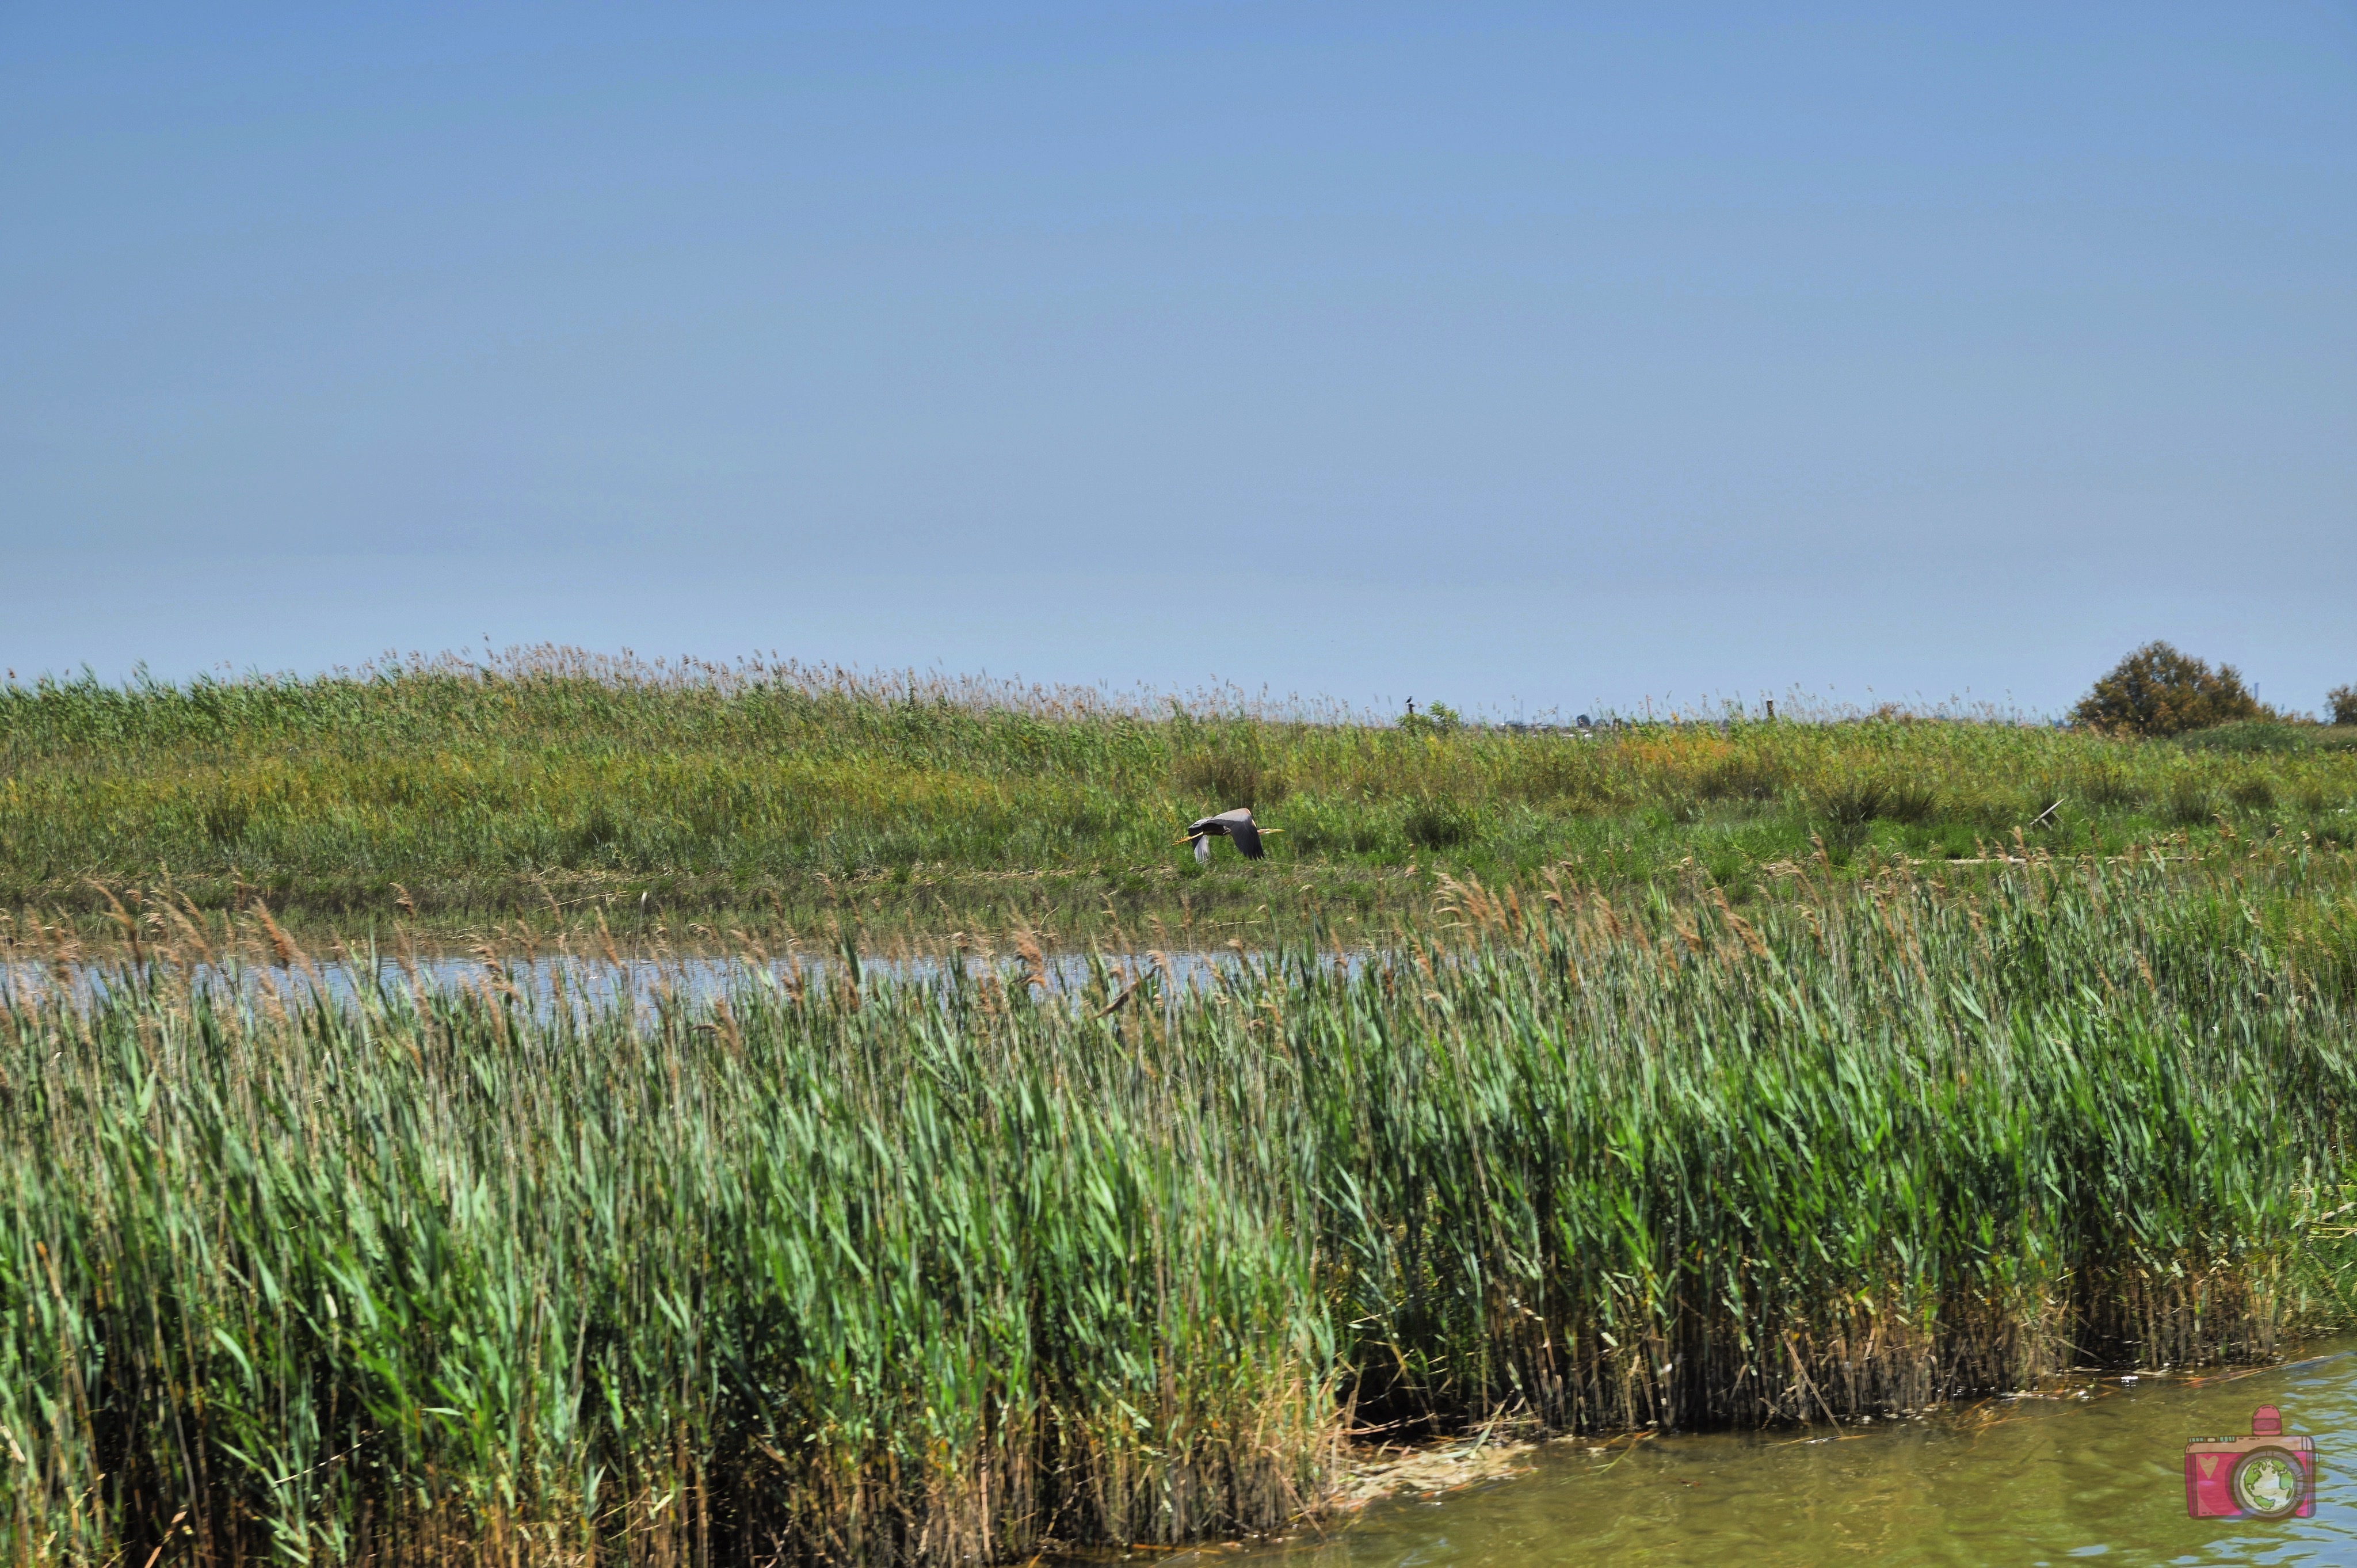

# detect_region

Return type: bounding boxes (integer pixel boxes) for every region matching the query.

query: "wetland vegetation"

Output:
[5,846,2356,1565]
[7,649,2357,1564]
[3,648,2356,938]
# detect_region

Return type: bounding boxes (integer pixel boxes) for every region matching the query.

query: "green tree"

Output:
[2329,685,2357,726]
[1397,700,1463,735]
[2070,642,2272,737]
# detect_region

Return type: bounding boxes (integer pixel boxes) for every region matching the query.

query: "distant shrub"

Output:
[2072,762,2141,809]
[1286,800,1386,855]
[1502,742,1619,808]
[1398,701,1464,736]
[2070,643,2273,737]
[2331,685,2357,727]
[566,804,626,862]
[2166,777,2219,827]
[1962,787,2045,831]
[2227,774,2276,811]
[1175,748,1288,807]
[1402,798,1474,849]
[1814,775,1940,827]
[1695,751,1791,803]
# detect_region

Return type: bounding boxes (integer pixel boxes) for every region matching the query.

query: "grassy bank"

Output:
[6,848,2355,1565]
[5,652,2356,934]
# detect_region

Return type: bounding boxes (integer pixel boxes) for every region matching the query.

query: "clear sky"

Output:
[5,3,2352,718]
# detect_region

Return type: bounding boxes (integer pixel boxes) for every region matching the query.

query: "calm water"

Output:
[1231,1342,2356,1567]
[8,948,1269,1016]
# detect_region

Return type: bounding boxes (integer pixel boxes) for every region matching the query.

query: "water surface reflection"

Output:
[1235,1344,2356,1567]
[9,947,1277,1017]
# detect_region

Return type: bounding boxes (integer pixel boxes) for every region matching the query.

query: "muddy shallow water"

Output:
[1216,1341,2357,1567]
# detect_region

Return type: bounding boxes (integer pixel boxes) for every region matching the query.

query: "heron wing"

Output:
[1186,808,1260,859]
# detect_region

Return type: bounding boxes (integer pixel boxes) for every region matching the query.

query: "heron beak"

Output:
[1174,836,1199,846]
[1259,828,1283,834]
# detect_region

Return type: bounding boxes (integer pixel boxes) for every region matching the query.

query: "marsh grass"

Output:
[2179,721,2357,756]
[6,651,2357,932]
[2168,778,2222,828]
[5,845,2356,1566]
[1821,775,1942,827]
[1399,797,1474,850]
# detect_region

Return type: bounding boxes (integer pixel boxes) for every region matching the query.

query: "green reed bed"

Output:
[5,651,2356,931]
[5,851,2356,1565]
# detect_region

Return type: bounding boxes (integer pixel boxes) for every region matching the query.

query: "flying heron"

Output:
[1179,807,1280,864]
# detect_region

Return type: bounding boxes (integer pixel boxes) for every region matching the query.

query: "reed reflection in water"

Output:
[1241,1344,2357,1567]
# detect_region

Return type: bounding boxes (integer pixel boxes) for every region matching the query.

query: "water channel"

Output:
[1219,1341,2356,1566]
[5,947,1260,1016]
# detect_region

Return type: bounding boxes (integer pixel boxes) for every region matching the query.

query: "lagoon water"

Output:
[1228,1341,2357,1567]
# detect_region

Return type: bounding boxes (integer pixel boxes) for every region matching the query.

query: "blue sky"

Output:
[5,3,2352,717]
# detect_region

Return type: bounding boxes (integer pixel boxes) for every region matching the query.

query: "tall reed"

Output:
[3,853,2352,1565]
